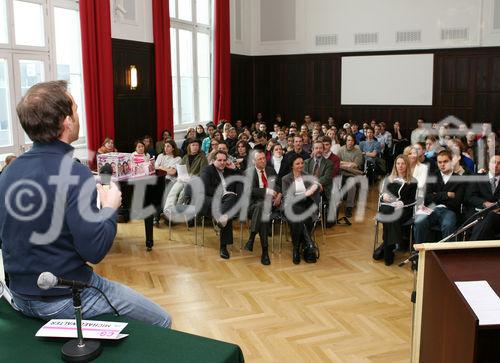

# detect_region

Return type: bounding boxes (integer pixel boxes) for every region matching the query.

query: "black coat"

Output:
[424,172,464,213]
[200,164,239,198]
[465,174,500,215]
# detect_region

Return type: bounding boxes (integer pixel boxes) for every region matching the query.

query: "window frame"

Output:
[170,0,213,130]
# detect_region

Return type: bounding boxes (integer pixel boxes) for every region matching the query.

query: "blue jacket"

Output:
[0,140,117,297]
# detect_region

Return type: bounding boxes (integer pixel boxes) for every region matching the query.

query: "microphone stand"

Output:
[61,288,102,362]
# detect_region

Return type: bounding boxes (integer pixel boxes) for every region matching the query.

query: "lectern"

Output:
[412,241,500,363]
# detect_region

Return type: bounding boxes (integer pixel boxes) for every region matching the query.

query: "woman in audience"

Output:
[326,128,341,155]
[222,123,232,140]
[404,146,428,205]
[449,138,474,174]
[265,139,277,160]
[233,140,249,171]
[143,135,156,158]
[286,135,294,153]
[181,128,197,156]
[282,154,320,264]
[301,131,312,154]
[132,140,150,160]
[267,143,286,180]
[201,124,216,154]
[153,140,181,225]
[373,155,417,265]
[155,129,173,155]
[196,124,207,140]
[155,139,181,180]
[181,138,208,176]
[97,137,117,154]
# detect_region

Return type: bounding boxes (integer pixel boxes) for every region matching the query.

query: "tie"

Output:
[313,159,320,177]
[491,177,497,194]
[260,170,268,188]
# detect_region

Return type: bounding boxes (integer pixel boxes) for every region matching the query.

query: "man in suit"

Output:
[304,140,333,204]
[244,150,282,265]
[281,135,310,176]
[200,151,239,259]
[469,154,500,240]
[414,149,464,243]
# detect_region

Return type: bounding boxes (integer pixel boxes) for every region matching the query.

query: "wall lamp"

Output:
[127,65,138,90]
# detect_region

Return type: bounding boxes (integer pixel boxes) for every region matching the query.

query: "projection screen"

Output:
[341,54,434,105]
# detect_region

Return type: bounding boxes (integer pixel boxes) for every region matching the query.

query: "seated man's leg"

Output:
[344,176,356,217]
[414,213,432,244]
[471,211,500,241]
[82,272,172,328]
[435,208,457,239]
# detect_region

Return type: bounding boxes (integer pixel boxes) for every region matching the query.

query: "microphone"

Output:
[37,272,90,290]
[99,163,113,191]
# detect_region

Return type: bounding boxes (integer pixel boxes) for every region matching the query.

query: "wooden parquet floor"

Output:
[94,191,413,362]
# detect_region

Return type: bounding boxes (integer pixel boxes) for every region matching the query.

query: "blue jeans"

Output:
[11,272,172,328]
[414,207,457,244]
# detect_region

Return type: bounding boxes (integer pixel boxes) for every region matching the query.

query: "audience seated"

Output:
[244,150,282,265]
[372,155,417,265]
[467,155,500,240]
[282,154,320,264]
[97,137,117,154]
[414,150,464,244]
[338,135,364,218]
[200,151,240,259]
[403,146,429,206]
[143,135,156,158]
[154,140,181,225]
[132,139,151,160]
[181,128,197,156]
[282,135,310,177]
[411,118,428,145]
[304,141,333,204]
[359,127,384,178]
[155,129,173,155]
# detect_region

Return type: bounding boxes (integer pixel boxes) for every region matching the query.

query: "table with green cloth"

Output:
[0,300,244,362]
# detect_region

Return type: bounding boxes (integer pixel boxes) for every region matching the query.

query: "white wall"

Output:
[110,0,154,43]
[231,0,500,55]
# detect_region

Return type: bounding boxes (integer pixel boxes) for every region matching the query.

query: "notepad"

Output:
[455,281,500,326]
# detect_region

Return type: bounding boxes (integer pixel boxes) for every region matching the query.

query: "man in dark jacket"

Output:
[200,150,240,259]
[468,154,500,240]
[0,81,171,327]
[414,150,464,243]
[244,150,281,265]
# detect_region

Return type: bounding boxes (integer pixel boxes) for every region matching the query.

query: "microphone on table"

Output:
[37,272,90,290]
[99,163,113,191]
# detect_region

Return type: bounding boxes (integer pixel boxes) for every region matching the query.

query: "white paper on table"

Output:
[36,319,129,340]
[455,281,500,326]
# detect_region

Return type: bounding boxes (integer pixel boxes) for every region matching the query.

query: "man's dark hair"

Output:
[319,136,332,144]
[437,149,452,160]
[16,80,73,143]
[214,150,228,160]
[256,131,267,140]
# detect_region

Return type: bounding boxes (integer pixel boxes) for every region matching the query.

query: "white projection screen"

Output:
[341,54,434,105]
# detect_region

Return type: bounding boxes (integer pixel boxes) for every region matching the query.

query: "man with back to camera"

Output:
[0,81,172,327]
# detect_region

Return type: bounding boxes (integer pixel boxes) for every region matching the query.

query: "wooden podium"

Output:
[412,241,500,362]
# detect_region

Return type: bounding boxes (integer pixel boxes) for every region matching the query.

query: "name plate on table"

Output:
[36,319,129,340]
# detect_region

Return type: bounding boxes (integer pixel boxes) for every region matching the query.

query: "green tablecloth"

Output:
[0,300,244,362]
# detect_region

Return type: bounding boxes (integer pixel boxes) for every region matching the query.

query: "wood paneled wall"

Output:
[231,47,500,133]
[112,39,156,152]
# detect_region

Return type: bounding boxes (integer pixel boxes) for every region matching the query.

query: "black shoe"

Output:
[293,248,300,264]
[153,218,160,227]
[220,246,230,259]
[261,249,271,265]
[345,207,353,218]
[373,243,384,260]
[244,240,254,252]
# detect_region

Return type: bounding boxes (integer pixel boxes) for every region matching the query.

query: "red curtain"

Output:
[153,0,174,140]
[79,0,115,169]
[213,0,231,125]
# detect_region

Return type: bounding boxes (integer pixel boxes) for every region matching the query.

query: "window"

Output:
[170,0,213,128]
[0,0,86,157]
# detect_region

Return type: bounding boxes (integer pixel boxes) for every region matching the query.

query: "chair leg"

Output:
[168,211,172,241]
[271,219,275,253]
[373,220,379,252]
[279,220,284,253]
[409,225,414,251]
[201,216,205,247]
[194,214,198,245]
[239,221,244,250]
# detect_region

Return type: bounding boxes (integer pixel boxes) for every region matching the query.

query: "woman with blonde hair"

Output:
[403,146,429,199]
[97,137,117,154]
[373,154,417,265]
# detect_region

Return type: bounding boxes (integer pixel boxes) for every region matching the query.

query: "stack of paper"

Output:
[455,281,500,326]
